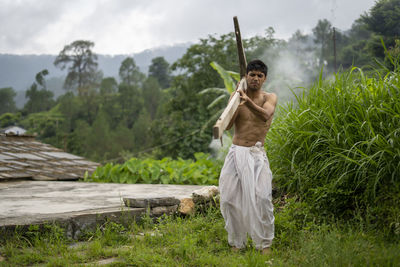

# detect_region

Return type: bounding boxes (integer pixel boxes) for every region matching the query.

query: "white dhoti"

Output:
[219,141,274,249]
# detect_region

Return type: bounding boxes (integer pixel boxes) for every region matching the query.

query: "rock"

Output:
[192,186,219,203]
[123,197,180,208]
[151,205,178,216]
[179,198,195,215]
[85,258,118,266]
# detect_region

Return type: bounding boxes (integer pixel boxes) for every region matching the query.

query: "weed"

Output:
[1,204,399,266]
[267,67,400,230]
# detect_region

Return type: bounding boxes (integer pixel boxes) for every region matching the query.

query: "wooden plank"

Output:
[213,78,247,139]
[233,16,247,78]
[213,16,248,140]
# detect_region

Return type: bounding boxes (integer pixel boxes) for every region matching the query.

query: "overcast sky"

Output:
[0,0,377,55]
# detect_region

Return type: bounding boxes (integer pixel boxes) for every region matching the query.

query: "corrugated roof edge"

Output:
[3,132,37,138]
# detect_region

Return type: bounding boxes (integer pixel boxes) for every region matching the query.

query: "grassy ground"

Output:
[1,201,399,267]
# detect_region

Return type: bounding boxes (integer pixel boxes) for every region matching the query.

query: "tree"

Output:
[24,69,55,114]
[0,87,17,115]
[98,77,120,128]
[57,92,83,133]
[54,40,101,95]
[358,0,400,60]
[288,30,309,56]
[334,18,373,68]
[118,57,145,128]
[171,32,238,90]
[142,77,162,119]
[0,112,21,127]
[312,19,332,68]
[118,83,143,129]
[361,0,400,37]
[132,108,152,151]
[99,77,118,95]
[119,57,145,86]
[349,18,373,40]
[148,56,171,88]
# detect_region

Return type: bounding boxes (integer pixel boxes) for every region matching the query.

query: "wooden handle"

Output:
[233,16,247,79]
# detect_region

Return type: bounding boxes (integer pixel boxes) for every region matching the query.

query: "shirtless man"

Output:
[219,59,277,255]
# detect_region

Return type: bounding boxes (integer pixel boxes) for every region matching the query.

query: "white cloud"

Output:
[0,0,377,55]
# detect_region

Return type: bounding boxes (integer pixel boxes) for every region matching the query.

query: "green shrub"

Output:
[87,152,222,185]
[266,68,400,230]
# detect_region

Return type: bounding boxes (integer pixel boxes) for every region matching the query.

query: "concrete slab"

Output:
[0,181,206,238]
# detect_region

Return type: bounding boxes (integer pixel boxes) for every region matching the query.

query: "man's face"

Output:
[246,70,266,91]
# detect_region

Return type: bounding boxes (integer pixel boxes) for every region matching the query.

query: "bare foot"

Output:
[261,247,271,255]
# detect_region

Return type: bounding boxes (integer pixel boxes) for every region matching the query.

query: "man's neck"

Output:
[247,88,261,99]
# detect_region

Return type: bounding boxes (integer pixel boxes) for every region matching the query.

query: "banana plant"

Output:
[198,62,240,131]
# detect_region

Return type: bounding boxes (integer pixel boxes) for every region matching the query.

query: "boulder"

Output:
[123,197,180,208]
[192,186,219,203]
[151,205,178,216]
[179,198,195,215]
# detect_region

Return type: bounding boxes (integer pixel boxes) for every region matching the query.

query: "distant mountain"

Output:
[0,43,190,107]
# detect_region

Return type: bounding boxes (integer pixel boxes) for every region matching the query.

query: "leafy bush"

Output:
[87,152,222,185]
[266,68,400,229]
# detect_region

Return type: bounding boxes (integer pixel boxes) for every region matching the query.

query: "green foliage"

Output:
[209,61,238,93]
[131,108,152,151]
[24,69,55,114]
[274,197,318,248]
[21,105,64,139]
[118,82,143,128]
[266,67,400,228]
[0,112,21,128]
[99,77,118,95]
[142,77,162,119]
[54,40,101,94]
[148,56,171,89]
[87,152,222,185]
[119,57,145,87]
[382,38,400,71]
[361,0,400,37]
[276,223,400,266]
[0,87,17,115]
[312,19,332,68]
[198,62,239,131]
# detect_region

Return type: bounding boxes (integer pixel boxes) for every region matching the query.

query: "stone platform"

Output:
[0,181,206,238]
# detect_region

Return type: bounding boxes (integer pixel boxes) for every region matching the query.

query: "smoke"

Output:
[259,35,320,103]
[209,133,232,161]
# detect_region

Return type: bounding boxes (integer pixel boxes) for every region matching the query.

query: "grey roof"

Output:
[0,133,99,181]
[0,126,27,135]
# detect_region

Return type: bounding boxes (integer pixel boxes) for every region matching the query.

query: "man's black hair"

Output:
[246,59,268,76]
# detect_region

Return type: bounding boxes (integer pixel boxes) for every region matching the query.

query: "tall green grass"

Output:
[266,68,400,232]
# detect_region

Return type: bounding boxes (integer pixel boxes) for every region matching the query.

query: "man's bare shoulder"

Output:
[261,91,278,105]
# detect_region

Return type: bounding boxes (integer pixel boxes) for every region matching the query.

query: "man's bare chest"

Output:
[237,96,266,120]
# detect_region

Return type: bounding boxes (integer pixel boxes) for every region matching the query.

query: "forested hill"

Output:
[0,43,189,92]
